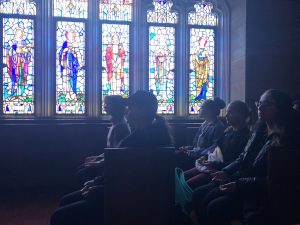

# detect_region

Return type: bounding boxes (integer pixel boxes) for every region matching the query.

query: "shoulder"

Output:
[113,122,130,131]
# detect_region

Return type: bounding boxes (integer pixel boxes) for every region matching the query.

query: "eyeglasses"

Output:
[255,100,276,108]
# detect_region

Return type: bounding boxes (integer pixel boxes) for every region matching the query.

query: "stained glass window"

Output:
[147,0,177,114]
[99,0,132,21]
[149,26,175,114]
[53,0,88,18]
[0,0,36,15]
[56,21,85,114]
[100,0,132,113]
[2,18,34,114]
[188,1,217,26]
[147,0,178,24]
[189,28,215,114]
[101,24,130,103]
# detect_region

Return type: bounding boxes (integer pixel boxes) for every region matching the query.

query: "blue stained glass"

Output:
[3,18,35,114]
[189,28,215,114]
[56,21,86,114]
[148,26,175,114]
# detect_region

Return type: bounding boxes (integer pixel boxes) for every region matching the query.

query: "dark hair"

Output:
[105,95,126,120]
[152,115,174,146]
[126,90,158,120]
[202,97,226,117]
[263,89,293,125]
[262,89,297,146]
[228,100,251,123]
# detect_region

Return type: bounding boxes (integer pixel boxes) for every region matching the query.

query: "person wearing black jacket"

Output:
[176,98,226,170]
[50,91,173,225]
[184,100,251,189]
[189,89,300,225]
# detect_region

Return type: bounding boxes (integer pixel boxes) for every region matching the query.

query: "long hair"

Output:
[202,97,226,117]
[262,89,296,146]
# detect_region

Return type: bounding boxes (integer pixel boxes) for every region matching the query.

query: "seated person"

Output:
[189,89,300,225]
[119,90,173,147]
[77,95,130,184]
[176,98,226,170]
[50,90,173,225]
[184,100,251,189]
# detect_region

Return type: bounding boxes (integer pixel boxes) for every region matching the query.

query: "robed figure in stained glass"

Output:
[105,33,126,93]
[58,29,80,101]
[6,28,32,97]
[153,34,172,100]
[193,37,210,101]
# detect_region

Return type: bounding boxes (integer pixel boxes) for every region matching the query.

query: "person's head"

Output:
[104,95,126,121]
[256,89,293,125]
[293,100,300,112]
[125,90,158,128]
[199,97,226,121]
[225,101,250,129]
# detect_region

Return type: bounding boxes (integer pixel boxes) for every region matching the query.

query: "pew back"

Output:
[268,147,300,225]
[104,147,175,225]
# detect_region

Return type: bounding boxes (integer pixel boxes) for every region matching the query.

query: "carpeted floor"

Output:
[0,189,68,225]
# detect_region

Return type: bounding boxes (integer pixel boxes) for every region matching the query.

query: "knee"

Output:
[50,209,63,225]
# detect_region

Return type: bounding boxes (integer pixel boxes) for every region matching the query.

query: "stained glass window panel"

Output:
[149,26,175,114]
[3,18,34,114]
[54,0,88,18]
[147,0,178,24]
[0,0,36,15]
[189,28,215,114]
[188,1,217,26]
[99,0,132,21]
[101,24,130,112]
[56,21,85,114]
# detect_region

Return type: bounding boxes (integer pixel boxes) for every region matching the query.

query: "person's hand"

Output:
[219,182,237,193]
[84,158,104,167]
[82,186,99,198]
[81,180,95,193]
[179,146,188,152]
[211,171,228,183]
[197,156,206,164]
[85,155,98,163]
[202,160,213,168]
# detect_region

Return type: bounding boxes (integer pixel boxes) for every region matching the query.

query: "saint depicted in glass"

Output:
[189,29,215,114]
[56,22,85,114]
[147,0,177,114]
[188,1,217,114]
[3,18,34,114]
[148,26,175,114]
[101,24,129,104]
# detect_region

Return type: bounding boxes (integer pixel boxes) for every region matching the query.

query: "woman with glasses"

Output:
[188,89,300,225]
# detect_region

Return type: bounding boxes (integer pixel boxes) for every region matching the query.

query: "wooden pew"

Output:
[268,147,300,225]
[104,147,175,225]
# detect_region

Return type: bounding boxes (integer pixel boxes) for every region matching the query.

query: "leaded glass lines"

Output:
[189,28,215,114]
[147,0,178,24]
[99,0,132,21]
[56,21,86,114]
[149,26,175,114]
[101,24,130,111]
[53,0,88,18]
[3,18,35,114]
[188,1,217,26]
[0,0,36,15]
